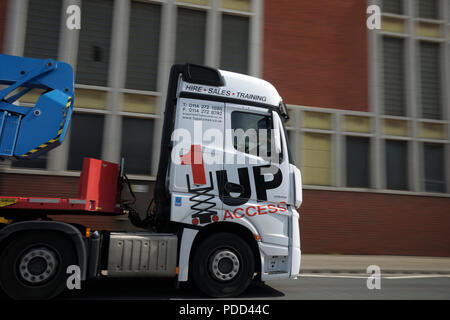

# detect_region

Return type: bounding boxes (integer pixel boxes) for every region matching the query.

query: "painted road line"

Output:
[384,275,450,280]
[300,274,450,280]
[299,274,368,279]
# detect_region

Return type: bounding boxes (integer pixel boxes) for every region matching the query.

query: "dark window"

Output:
[346,137,370,188]
[418,0,439,19]
[382,0,403,14]
[175,8,206,65]
[386,140,408,190]
[424,143,445,192]
[76,0,113,86]
[383,37,405,116]
[231,112,274,159]
[12,155,47,169]
[420,41,441,120]
[126,2,161,91]
[68,113,104,171]
[286,130,293,154]
[24,0,62,59]
[121,118,154,175]
[285,129,295,166]
[221,14,249,74]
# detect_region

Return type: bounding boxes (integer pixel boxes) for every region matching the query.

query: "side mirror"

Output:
[272,111,282,155]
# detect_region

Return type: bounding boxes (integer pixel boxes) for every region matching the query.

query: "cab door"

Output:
[169,97,224,225]
[222,103,292,246]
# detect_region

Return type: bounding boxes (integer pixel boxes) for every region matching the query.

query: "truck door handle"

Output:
[224,182,244,194]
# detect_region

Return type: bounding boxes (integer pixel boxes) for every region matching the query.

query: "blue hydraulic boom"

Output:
[0,54,74,160]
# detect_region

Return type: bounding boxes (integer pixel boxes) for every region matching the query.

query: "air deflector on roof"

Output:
[182,64,225,87]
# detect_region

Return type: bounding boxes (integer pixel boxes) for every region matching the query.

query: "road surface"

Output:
[55,273,450,300]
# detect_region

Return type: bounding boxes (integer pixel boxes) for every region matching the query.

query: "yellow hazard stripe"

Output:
[21,96,72,158]
[0,198,17,207]
[0,217,10,224]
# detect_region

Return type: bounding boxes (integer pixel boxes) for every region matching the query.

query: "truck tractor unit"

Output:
[0,54,302,299]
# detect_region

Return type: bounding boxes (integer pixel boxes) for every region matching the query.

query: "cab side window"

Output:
[231,111,275,159]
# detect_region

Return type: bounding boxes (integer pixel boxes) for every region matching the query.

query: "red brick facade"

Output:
[0,174,79,198]
[264,0,450,257]
[300,190,450,257]
[0,173,119,230]
[263,0,369,111]
[0,0,7,53]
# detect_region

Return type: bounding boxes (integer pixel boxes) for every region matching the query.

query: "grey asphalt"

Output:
[301,254,450,274]
[56,254,450,300]
[2,254,449,300]
[57,274,450,300]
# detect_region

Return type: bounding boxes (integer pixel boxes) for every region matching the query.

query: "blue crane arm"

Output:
[0,54,74,160]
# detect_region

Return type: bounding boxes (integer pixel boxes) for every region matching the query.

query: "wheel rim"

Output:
[18,247,59,285]
[209,249,240,282]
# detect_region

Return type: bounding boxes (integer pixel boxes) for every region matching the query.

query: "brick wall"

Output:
[0,0,7,53]
[0,173,120,230]
[0,173,79,198]
[264,0,369,111]
[300,189,450,257]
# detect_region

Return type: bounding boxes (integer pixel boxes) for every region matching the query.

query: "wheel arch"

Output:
[0,221,87,280]
[188,222,261,280]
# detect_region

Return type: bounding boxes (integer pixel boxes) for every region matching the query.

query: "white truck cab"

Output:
[161,65,302,293]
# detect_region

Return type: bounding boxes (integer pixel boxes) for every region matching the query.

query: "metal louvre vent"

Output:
[386,140,408,190]
[175,8,206,65]
[76,0,113,86]
[68,113,104,171]
[221,14,249,74]
[424,143,445,192]
[383,37,405,116]
[417,0,439,20]
[420,41,441,120]
[346,136,370,188]
[120,117,154,175]
[381,0,403,15]
[24,0,62,59]
[126,1,161,91]
[107,233,177,277]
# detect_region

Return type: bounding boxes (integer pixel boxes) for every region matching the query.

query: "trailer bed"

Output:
[0,158,121,216]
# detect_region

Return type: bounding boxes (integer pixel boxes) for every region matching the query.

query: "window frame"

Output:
[230,110,285,163]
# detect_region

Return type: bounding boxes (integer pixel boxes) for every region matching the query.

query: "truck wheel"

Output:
[0,232,77,300]
[192,232,255,298]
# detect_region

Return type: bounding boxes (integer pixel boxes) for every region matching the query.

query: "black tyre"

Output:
[191,232,255,298]
[0,232,77,300]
